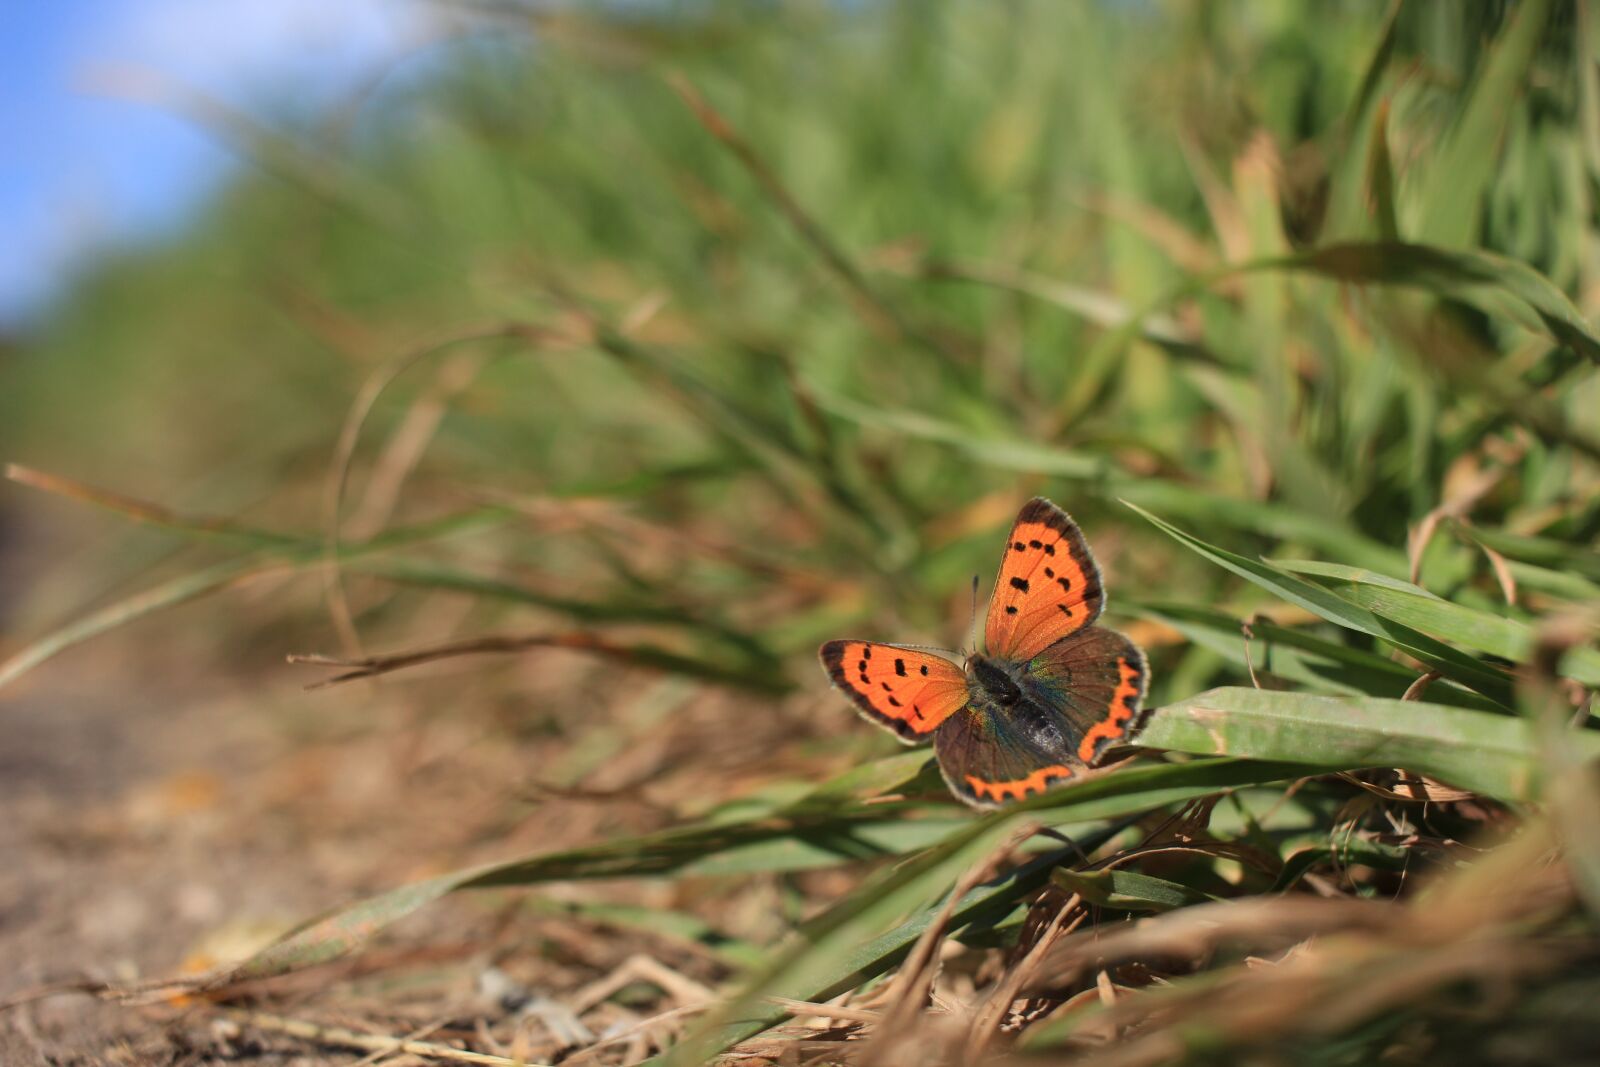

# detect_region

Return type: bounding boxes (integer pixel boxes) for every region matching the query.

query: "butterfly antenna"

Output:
[894,643,962,658]
[965,574,981,655]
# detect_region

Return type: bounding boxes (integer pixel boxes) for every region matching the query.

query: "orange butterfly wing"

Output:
[819,641,969,741]
[983,497,1105,662]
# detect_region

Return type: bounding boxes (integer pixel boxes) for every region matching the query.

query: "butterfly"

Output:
[819,498,1148,808]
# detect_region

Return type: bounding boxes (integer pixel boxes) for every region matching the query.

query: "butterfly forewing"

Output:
[819,641,968,742]
[984,498,1105,662]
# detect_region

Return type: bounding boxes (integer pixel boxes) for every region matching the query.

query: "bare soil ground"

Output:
[0,605,831,1065]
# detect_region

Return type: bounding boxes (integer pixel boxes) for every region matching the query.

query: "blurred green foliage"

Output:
[6,0,1595,707]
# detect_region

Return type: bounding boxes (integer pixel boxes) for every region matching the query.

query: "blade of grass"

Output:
[1455,523,1600,582]
[1050,867,1218,912]
[1271,836,1412,892]
[812,387,1105,479]
[1364,98,1400,241]
[351,558,774,663]
[320,321,559,656]
[1117,481,1406,573]
[1130,600,1503,711]
[915,258,1209,359]
[1053,232,1600,431]
[665,73,969,377]
[590,324,894,545]
[812,387,1407,571]
[1129,503,1516,706]
[1323,0,1404,238]
[292,629,786,694]
[1497,559,1600,604]
[1416,0,1554,247]
[1136,685,1599,802]
[0,556,284,692]
[526,896,766,972]
[216,752,945,984]
[1275,559,1600,685]
[1263,241,1600,364]
[4,463,303,548]
[0,508,514,693]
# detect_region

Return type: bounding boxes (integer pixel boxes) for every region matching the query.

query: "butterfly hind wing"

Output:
[933,701,1081,808]
[984,497,1106,662]
[936,626,1147,809]
[819,641,969,743]
[1023,625,1149,766]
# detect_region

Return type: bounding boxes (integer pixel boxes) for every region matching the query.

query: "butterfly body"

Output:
[820,498,1148,808]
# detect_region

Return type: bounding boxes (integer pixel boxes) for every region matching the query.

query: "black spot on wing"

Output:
[894,658,907,677]
[1010,577,1030,593]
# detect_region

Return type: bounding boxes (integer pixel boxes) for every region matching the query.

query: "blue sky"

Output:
[0,0,433,328]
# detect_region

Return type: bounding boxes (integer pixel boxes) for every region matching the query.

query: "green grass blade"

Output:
[813,388,1407,570]
[1364,100,1401,241]
[1455,524,1600,582]
[1051,867,1218,912]
[1499,560,1600,604]
[1417,0,1554,247]
[0,504,517,693]
[3,463,305,549]
[1323,0,1405,239]
[1271,836,1411,892]
[1117,481,1405,573]
[918,259,1208,358]
[1275,559,1600,685]
[353,558,776,668]
[1128,503,1517,705]
[1130,600,1502,710]
[0,556,278,692]
[1136,686,1600,802]
[529,896,767,972]
[1255,241,1600,363]
[812,387,1106,480]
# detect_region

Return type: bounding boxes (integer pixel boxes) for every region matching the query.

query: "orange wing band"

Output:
[1076,655,1145,763]
[963,764,1074,804]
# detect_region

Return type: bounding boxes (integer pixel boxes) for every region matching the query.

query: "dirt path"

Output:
[0,609,812,1067]
[2,669,344,1063]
